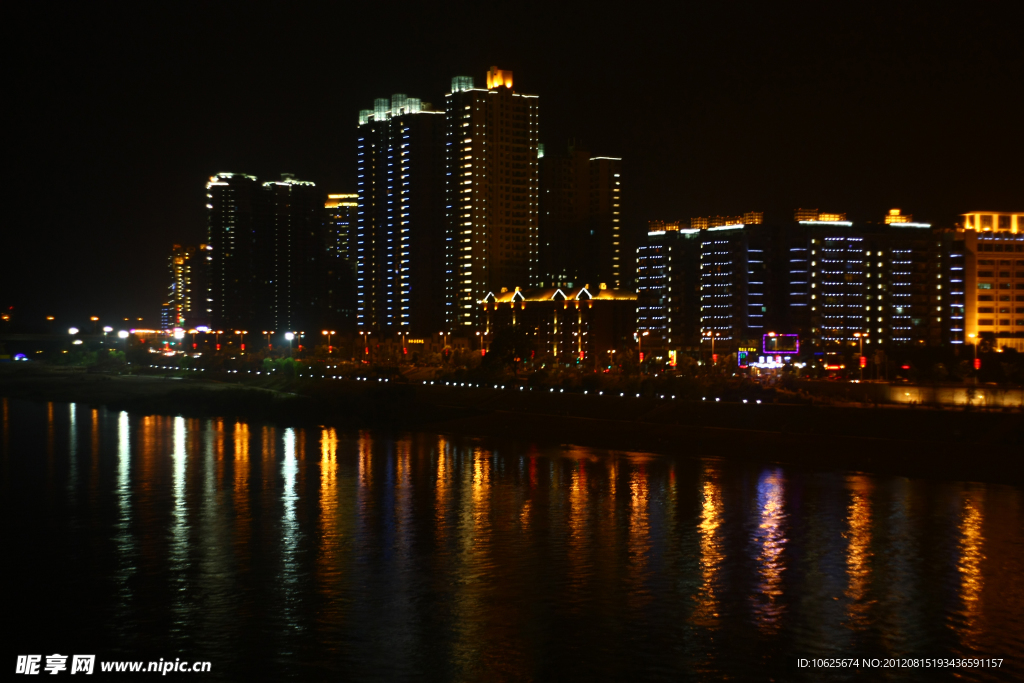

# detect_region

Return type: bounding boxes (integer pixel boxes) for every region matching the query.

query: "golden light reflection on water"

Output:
[752,469,786,632]
[450,447,494,676]
[318,427,339,570]
[627,463,651,605]
[695,468,723,626]
[844,475,874,628]
[566,455,593,600]
[233,422,250,565]
[956,488,986,644]
[435,437,451,540]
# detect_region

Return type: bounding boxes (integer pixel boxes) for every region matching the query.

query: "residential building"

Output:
[262,174,325,332]
[356,95,446,336]
[539,143,623,289]
[324,193,358,331]
[445,68,540,330]
[206,173,261,330]
[636,221,702,349]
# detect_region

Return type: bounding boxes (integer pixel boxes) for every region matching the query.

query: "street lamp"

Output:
[704,330,720,364]
[90,316,99,334]
[322,330,336,354]
[117,329,129,354]
[636,330,649,371]
[285,331,295,356]
[263,330,273,351]
[853,332,868,381]
[68,327,79,335]
[476,331,485,357]
[215,330,224,351]
[235,330,248,352]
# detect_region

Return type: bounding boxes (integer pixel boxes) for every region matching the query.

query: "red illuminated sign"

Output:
[974,358,981,370]
[859,355,866,368]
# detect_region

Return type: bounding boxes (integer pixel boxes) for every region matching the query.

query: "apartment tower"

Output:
[444,67,540,330]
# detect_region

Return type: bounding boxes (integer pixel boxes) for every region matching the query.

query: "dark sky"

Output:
[4,2,1022,329]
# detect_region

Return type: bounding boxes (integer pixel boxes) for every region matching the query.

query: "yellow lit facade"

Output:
[446,68,540,329]
[885,208,912,224]
[957,212,1024,347]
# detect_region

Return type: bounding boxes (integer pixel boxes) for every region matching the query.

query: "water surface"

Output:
[4,398,1022,681]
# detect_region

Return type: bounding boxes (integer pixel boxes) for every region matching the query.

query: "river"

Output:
[3,398,1022,681]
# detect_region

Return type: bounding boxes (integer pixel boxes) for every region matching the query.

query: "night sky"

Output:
[5,2,1022,329]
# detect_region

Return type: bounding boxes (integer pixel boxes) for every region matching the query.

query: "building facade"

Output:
[445,68,540,330]
[262,174,325,333]
[206,173,261,330]
[955,212,1024,348]
[482,284,637,362]
[356,95,446,336]
[636,222,702,349]
[539,144,623,289]
[205,172,327,332]
[324,193,358,332]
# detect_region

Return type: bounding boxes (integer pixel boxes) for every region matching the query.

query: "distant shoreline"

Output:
[2,367,1022,485]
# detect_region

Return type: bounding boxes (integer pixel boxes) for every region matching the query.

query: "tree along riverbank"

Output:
[2,367,1021,485]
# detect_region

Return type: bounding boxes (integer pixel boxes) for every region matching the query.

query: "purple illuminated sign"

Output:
[763,334,799,355]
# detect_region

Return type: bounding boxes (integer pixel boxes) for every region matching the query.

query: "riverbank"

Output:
[2,366,1022,484]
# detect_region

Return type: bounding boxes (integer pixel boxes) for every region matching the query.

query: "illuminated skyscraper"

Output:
[206,172,326,331]
[168,243,204,328]
[445,68,540,329]
[262,174,324,332]
[356,95,446,335]
[206,173,260,329]
[539,143,623,289]
[324,193,358,331]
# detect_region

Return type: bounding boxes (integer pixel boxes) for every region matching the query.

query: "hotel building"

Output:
[445,67,540,330]
[956,212,1024,349]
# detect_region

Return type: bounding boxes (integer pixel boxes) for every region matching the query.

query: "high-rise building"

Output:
[636,222,702,348]
[445,68,540,330]
[356,95,446,336]
[637,208,965,359]
[206,172,326,332]
[539,144,623,290]
[698,214,778,345]
[262,174,325,332]
[954,211,1024,349]
[326,194,358,268]
[169,244,198,328]
[324,193,358,331]
[206,173,261,330]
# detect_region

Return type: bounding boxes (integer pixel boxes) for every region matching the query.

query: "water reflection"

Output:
[115,411,134,614]
[751,468,787,632]
[956,488,986,645]
[7,400,1024,682]
[696,468,723,626]
[845,475,874,628]
[280,428,300,627]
